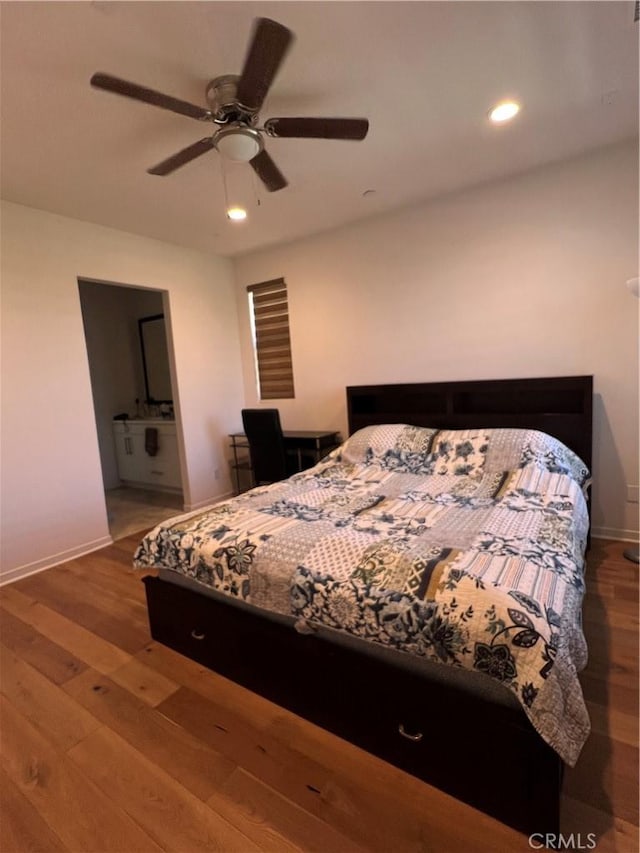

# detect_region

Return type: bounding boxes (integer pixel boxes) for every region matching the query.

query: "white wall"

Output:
[0,201,243,581]
[234,141,639,541]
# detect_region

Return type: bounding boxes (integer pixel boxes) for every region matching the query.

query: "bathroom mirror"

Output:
[139,314,173,403]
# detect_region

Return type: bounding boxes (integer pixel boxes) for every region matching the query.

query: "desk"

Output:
[229,429,341,494]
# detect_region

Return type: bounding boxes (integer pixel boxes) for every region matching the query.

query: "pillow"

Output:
[338,425,489,478]
[429,430,490,477]
[336,425,589,486]
[339,424,414,465]
[519,430,590,487]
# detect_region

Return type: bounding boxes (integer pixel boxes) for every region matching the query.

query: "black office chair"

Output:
[241,409,298,485]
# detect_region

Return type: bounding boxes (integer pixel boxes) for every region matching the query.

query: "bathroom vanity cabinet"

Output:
[113,420,181,491]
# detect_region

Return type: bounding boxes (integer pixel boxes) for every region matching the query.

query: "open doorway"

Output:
[78,279,184,541]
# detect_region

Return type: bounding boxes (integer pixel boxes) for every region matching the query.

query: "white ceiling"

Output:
[1,1,638,258]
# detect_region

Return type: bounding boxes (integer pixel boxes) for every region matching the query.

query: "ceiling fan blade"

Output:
[147,137,216,175]
[91,73,212,121]
[235,18,294,112]
[265,117,369,140]
[250,149,287,192]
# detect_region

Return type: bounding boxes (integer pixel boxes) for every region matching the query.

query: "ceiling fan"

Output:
[90,17,369,193]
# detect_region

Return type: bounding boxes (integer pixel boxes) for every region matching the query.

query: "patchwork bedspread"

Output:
[134,425,591,765]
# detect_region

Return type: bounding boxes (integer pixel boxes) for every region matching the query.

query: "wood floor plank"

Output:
[0,644,101,752]
[564,731,639,825]
[68,726,262,853]
[15,571,149,654]
[67,549,145,586]
[0,766,69,853]
[580,673,639,718]
[591,558,640,584]
[584,628,638,677]
[0,696,163,853]
[581,658,638,690]
[156,684,342,818]
[0,587,131,674]
[261,706,530,853]
[0,584,41,619]
[109,656,180,706]
[215,766,368,853]
[135,639,241,701]
[63,667,236,802]
[586,699,639,748]
[0,607,87,685]
[150,656,522,851]
[140,639,301,739]
[157,683,525,853]
[54,557,150,623]
[111,532,154,560]
[60,561,149,620]
[561,795,639,853]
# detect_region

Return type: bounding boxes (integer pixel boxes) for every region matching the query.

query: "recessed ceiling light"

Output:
[227,206,247,222]
[489,101,520,123]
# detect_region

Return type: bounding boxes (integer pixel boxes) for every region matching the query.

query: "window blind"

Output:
[247,278,295,400]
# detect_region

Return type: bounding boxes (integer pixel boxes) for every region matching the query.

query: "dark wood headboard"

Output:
[346,375,593,470]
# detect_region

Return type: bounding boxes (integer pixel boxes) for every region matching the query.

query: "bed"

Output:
[135,375,593,835]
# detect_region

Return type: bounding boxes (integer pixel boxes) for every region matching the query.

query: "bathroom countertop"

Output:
[114,418,176,425]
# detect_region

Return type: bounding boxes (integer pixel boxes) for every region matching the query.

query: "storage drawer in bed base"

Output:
[143,575,562,836]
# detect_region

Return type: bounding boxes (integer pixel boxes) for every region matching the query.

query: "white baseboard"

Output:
[0,535,114,587]
[591,526,639,544]
[184,490,234,512]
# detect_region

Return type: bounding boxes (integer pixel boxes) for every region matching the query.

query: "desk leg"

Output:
[232,441,241,495]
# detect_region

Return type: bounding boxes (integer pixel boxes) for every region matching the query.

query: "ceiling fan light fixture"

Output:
[489,101,520,123]
[227,206,248,222]
[215,126,262,162]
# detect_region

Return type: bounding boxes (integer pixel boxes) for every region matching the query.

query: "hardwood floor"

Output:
[0,536,637,852]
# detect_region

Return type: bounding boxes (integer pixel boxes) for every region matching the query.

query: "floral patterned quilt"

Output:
[134,425,591,765]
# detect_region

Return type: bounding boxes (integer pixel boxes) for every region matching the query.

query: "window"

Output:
[247,278,295,399]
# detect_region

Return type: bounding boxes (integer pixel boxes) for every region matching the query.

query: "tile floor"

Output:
[105,487,184,541]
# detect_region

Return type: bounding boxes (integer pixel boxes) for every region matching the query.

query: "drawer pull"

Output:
[190,630,205,640]
[398,723,423,742]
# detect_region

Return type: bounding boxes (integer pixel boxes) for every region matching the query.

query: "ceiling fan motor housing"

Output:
[206,75,256,121]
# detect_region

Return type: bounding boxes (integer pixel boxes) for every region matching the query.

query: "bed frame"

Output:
[143,374,593,835]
